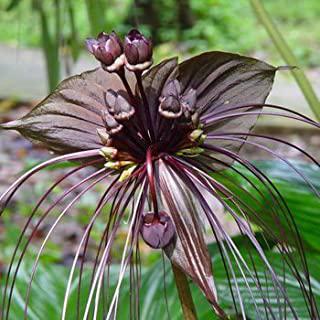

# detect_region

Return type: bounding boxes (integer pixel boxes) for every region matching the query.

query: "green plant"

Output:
[250,0,320,121]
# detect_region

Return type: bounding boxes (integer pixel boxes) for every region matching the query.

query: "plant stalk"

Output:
[34,0,61,91]
[172,263,198,320]
[250,0,320,121]
[85,0,106,35]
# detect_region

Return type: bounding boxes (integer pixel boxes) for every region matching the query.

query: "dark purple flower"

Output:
[124,29,153,71]
[140,211,175,249]
[86,31,124,72]
[1,30,319,319]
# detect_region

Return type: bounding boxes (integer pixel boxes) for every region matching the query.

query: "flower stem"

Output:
[135,72,156,142]
[146,147,159,215]
[116,68,135,103]
[172,263,198,320]
[250,0,320,121]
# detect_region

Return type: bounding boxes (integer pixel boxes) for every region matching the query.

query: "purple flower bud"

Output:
[159,95,183,119]
[102,110,123,135]
[105,89,118,113]
[105,90,135,121]
[159,80,185,118]
[85,31,124,72]
[113,94,135,120]
[140,211,175,249]
[124,29,153,71]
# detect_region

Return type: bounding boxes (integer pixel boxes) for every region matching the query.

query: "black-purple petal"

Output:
[0,68,135,154]
[177,52,277,168]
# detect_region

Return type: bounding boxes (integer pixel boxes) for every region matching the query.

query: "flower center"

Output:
[98,76,206,167]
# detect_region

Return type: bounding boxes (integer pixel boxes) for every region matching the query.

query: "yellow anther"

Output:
[189,129,203,141]
[99,147,118,160]
[119,165,137,182]
[105,160,134,170]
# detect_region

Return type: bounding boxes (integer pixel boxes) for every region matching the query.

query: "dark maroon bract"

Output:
[1,28,319,319]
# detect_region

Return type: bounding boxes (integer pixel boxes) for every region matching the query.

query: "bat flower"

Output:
[86,31,124,72]
[1,29,319,319]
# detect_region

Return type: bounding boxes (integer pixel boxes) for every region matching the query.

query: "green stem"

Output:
[250,0,320,121]
[172,264,198,320]
[85,0,106,35]
[34,0,60,91]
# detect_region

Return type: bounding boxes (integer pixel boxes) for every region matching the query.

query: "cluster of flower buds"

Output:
[96,90,138,173]
[140,211,175,249]
[86,29,152,72]
[159,79,198,125]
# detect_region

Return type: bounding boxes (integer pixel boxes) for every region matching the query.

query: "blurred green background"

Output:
[1,0,319,64]
[1,0,320,91]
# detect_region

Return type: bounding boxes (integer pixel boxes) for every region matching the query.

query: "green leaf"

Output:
[212,249,320,319]
[3,245,319,319]
[6,0,22,11]
[213,160,320,252]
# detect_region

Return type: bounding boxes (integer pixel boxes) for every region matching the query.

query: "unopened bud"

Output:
[99,146,118,160]
[198,134,207,144]
[119,164,137,182]
[105,160,134,170]
[124,29,153,71]
[102,111,123,135]
[159,96,182,119]
[105,90,135,121]
[177,147,204,157]
[113,94,135,120]
[96,128,111,145]
[105,90,118,113]
[189,129,203,141]
[86,31,124,72]
[140,211,175,249]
